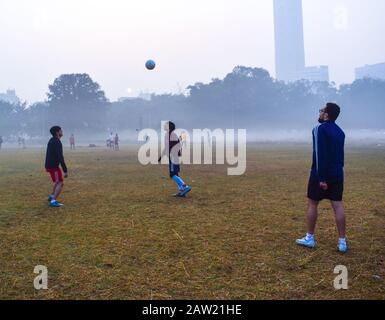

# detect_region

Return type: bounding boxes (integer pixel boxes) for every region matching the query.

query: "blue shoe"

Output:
[49,200,64,208]
[338,240,348,253]
[48,195,54,202]
[296,236,316,249]
[173,191,185,197]
[179,186,191,197]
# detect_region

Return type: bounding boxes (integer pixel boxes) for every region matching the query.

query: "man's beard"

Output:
[318,118,326,124]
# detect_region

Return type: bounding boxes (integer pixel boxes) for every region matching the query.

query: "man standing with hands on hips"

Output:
[296,103,348,253]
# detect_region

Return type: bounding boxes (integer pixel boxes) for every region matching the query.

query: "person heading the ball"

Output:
[296,103,348,253]
[159,121,191,197]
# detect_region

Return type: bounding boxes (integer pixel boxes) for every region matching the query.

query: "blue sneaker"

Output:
[48,195,54,202]
[296,236,316,249]
[179,185,191,197]
[49,200,64,208]
[338,240,348,253]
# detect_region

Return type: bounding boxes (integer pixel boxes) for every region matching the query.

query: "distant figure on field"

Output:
[18,136,26,148]
[18,137,26,149]
[45,126,68,208]
[0,136,3,150]
[69,133,75,150]
[114,133,119,151]
[296,103,347,253]
[109,132,114,150]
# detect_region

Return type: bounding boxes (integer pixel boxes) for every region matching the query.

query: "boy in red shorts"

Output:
[45,126,68,207]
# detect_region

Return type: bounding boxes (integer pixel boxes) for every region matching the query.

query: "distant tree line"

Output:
[1,67,384,138]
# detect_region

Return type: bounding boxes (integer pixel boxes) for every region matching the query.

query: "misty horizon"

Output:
[1,0,385,103]
[1,1,384,143]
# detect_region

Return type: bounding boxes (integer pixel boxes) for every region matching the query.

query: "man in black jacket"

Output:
[296,103,347,253]
[45,126,68,207]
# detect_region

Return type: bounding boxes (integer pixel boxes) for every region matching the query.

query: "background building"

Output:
[273,0,305,82]
[294,66,330,83]
[0,89,20,104]
[355,62,385,80]
[273,0,329,83]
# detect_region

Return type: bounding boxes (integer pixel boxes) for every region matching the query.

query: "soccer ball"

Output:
[145,60,156,70]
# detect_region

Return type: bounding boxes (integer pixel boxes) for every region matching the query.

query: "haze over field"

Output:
[0,1,384,144]
[0,0,385,102]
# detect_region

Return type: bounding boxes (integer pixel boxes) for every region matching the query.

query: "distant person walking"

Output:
[45,126,68,208]
[296,103,347,253]
[69,133,75,150]
[19,137,26,149]
[17,136,26,149]
[0,136,3,150]
[114,133,119,151]
[109,132,114,150]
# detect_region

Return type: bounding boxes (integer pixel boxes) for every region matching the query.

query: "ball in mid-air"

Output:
[145,60,156,70]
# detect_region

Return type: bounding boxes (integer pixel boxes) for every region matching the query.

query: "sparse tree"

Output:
[47,73,109,131]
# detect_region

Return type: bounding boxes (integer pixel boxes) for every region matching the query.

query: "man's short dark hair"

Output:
[50,126,62,137]
[325,103,341,121]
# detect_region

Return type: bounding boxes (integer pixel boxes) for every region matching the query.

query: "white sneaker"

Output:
[296,236,316,249]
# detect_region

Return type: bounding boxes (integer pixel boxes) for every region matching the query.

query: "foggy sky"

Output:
[0,0,384,103]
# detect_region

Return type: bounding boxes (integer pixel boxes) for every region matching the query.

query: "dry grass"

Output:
[0,144,384,300]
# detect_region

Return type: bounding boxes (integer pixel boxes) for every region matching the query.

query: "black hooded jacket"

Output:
[45,137,68,173]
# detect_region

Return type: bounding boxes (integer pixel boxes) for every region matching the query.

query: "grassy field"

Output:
[0,144,384,300]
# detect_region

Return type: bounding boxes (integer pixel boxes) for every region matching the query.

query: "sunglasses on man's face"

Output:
[319,109,327,113]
